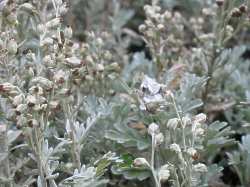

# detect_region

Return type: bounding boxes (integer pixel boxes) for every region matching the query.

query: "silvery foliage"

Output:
[227,135,250,186]
[0,0,250,187]
[0,0,117,186]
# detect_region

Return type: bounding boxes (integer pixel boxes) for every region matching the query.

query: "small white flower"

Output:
[193,163,207,173]
[148,123,160,136]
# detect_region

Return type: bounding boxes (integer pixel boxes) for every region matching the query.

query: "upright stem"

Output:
[0,125,13,187]
[34,127,47,187]
[171,95,186,150]
[69,118,81,171]
[150,133,161,187]
[151,133,155,168]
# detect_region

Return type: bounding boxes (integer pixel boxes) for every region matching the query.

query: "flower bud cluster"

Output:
[139,4,185,59]
[148,123,164,146]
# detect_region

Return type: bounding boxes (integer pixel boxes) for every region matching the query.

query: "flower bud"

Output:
[28,67,35,77]
[157,24,165,31]
[103,51,112,61]
[239,4,248,13]
[148,123,160,135]
[28,119,39,127]
[225,25,234,35]
[37,24,46,34]
[20,3,35,13]
[43,55,53,65]
[193,113,206,123]
[164,11,172,20]
[31,77,53,90]
[29,86,43,95]
[53,70,66,84]
[26,95,37,107]
[15,104,27,115]
[0,125,7,132]
[106,62,120,72]
[0,83,19,95]
[49,101,60,111]
[16,115,27,127]
[96,64,104,72]
[85,55,93,64]
[181,117,191,129]
[66,56,82,67]
[96,37,104,46]
[231,8,242,17]
[139,24,146,32]
[7,39,18,54]
[133,158,149,167]
[158,165,170,182]
[40,37,54,47]
[64,26,73,38]
[193,163,207,173]
[187,147,198,160]
[166,118,179,130]
[155,133,164,145]
[165,90,174,98]
[13,94,24,106]
[216,0,224,6]
[6,13,18,25]
[169,143,181,153]
[195,128,205,136]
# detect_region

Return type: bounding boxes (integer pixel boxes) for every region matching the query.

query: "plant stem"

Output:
[171,95,186,150]
[69,118,81,171]
[151,133,155,168]
[34,127,47,187]
[0,125,13,187]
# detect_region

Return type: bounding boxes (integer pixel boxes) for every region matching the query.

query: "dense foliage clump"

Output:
[1,0,250,186]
